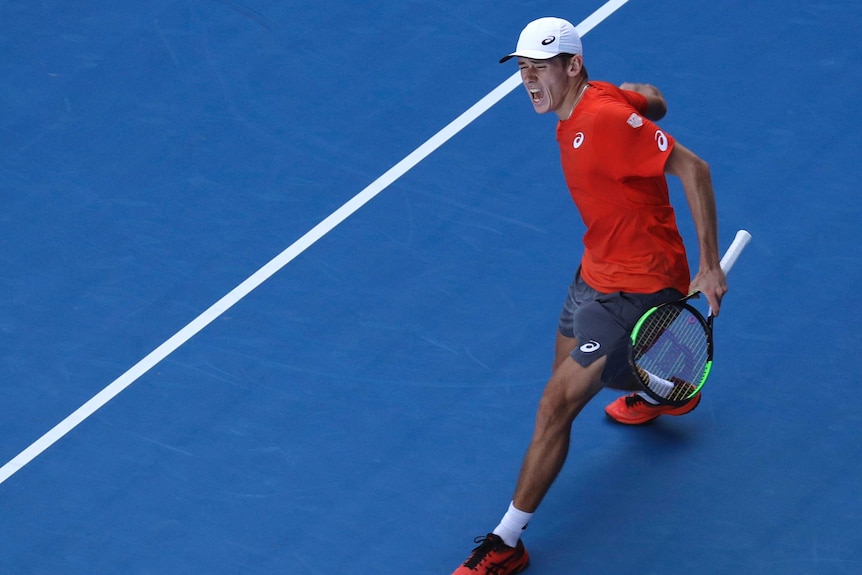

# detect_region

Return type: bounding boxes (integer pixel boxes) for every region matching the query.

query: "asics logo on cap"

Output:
[541,36,556,45]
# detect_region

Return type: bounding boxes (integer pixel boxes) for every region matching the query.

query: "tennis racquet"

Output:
[629,229,752,405]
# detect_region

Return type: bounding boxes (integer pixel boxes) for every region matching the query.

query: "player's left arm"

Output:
[620,82,667,121]
[664,142,728,314]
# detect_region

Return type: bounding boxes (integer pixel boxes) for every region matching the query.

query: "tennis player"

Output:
[451,17,727,575]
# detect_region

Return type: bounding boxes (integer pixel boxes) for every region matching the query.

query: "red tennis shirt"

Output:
[556,81,690,295]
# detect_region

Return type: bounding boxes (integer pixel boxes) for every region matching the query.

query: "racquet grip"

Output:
[720,229,752,275]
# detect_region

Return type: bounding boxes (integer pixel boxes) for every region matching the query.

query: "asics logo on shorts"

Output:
[579,340,601,353]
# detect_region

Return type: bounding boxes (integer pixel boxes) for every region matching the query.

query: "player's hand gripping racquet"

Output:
[629,230,752,406]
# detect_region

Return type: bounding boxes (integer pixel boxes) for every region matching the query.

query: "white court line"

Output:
[0,0,629,486]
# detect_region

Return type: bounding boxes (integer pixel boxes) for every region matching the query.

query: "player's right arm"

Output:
[663,142,727,314]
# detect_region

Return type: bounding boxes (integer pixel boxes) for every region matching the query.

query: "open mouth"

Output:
[528,87,544,104]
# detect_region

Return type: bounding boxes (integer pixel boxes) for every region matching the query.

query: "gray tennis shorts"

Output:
[558,269,683,387]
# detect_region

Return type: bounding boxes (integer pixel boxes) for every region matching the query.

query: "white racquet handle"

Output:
[720,229,752,275]
[707,229,751,317]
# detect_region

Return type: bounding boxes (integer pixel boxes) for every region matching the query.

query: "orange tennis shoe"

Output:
[605,392,701,425]
[451,534,530,575]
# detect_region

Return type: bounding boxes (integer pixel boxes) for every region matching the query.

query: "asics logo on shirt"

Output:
[572,132,585,149]
[655,130,668,152]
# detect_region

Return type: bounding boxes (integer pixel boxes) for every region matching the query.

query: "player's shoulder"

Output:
[588,83,645,124]
[587,81,630,101]
[587,80,622,95]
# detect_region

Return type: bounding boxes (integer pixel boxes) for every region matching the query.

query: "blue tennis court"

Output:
[2,1,860,573]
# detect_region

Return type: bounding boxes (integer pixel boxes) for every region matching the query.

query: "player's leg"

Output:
[512,353,606,512]
[509,290,631,512]
[450,354,604,575]
[451,273,624,574]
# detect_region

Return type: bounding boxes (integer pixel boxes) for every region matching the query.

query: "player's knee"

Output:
[535,392,575,432]
[537,366,602,424]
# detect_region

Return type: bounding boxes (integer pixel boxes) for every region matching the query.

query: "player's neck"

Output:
[560,79,589,121]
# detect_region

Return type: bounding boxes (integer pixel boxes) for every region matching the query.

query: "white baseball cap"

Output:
[499,17,583,63]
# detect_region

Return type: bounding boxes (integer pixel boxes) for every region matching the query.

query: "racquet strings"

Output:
[633,304,709,401]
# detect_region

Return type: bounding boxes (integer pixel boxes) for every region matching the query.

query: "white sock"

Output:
[637,390,660,404]
[639,369,674,403]
[492,502,533,548]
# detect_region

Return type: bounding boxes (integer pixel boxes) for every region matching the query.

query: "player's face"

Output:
[518,57,574,117]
